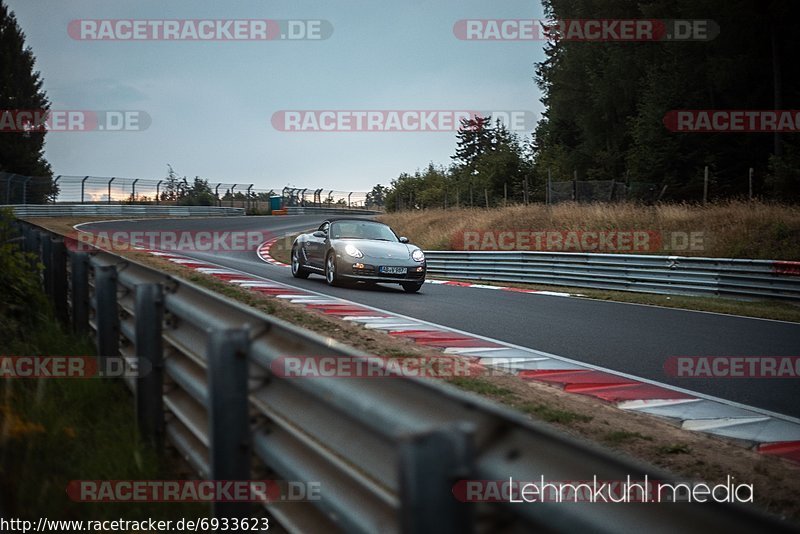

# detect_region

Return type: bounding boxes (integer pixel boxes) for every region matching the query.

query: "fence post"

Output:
[108,177,116,204]
[135,283,164,449]
[93,262,120,358]
[547,168,552,205]
[231,184,237,207]
[484,188,489,208]
[131,178,139,202]
[81,176,89,203]
[703,166,709,205]
[156,180,164,205]
[398,423,475,534]
[503,183,507,207]
[208,328,252,519]
[348,192,353,208]
[214,183,221,206]
[247,185,254,211]
[52,175,61,203]
[22,176,32,204]
[573,170,578,201]
[71,252,90,334]
[748,168,754,200]
[523,178,529,206]
[51,236,69,324]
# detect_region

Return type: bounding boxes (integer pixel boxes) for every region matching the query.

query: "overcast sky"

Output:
[7,0,547,192]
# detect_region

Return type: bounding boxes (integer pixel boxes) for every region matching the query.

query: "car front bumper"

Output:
[338,260,426,283]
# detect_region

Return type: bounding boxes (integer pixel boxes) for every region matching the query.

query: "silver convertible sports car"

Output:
[291,218,426,292]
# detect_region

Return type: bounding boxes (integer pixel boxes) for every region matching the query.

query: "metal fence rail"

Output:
[424,251,800,301]
[16,220,795,533]
[1,172,375,210]
[286,206,382,216]
[4,204,246,218]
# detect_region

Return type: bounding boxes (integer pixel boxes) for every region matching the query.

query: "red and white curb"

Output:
[255,239,576,297]
[146,247,800,464]
[256,237,289,267]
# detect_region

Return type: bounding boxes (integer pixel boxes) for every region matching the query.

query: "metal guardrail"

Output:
[286,206,382,216]
[16,220,795,533]
[424,251,800,301]
[5,204,246,218]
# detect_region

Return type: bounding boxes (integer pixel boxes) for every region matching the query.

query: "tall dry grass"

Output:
[378,201,800,260]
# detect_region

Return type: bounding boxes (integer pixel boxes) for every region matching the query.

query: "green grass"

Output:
[447,377,515,398]
[1,304,207,521]
[657,444,692,455]
[602,430,654,445]
[515,403,593,424]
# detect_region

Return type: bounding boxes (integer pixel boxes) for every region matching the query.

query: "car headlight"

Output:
[344,243,363,258]
[412,249,425,262]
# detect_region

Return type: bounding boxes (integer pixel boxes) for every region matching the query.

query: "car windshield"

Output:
[330,221,398,242]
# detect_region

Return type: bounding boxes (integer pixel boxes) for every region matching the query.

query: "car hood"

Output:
[338,240,413,260]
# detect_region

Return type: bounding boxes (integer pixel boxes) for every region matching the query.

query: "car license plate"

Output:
[380,266,407,274]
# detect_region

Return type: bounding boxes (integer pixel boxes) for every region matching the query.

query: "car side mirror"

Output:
[313,231,326,238]
[399,236,409,243]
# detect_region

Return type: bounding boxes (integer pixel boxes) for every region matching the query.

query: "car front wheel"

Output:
[291,246,310,279]
[325,252,342,286]
[401,282,423,293]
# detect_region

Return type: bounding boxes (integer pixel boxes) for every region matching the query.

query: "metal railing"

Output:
[424,251,800,301]
[1,173,374,211]
[286,206,382,216]
[16,220,793,533]
[5,204,246,218]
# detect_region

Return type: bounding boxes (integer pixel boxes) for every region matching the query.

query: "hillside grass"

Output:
[378,201,800,260]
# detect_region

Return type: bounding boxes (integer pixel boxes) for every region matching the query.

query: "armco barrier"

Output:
[423,251,800,301]
[5,204,245,218]
[286,206,381,216]
[15,220,796,533]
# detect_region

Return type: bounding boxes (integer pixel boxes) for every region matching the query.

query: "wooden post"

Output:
[703,166,709,204]
[484,188,489,208]
[748,168,754,200]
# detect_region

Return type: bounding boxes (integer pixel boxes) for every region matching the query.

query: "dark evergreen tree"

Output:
[0,0,55,203]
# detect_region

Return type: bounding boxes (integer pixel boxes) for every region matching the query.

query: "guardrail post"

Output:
[70,252,90,334]
[398,423,475,534]
[208,328,251,519]
[135,283,164,449]
[41,231,53,298]
[93,263,120,358]
[27,228,41,268]
[51,236,69,324]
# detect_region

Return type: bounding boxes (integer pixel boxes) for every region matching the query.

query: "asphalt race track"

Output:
[79,215,800,419]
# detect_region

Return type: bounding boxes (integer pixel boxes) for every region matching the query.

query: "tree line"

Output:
[373,0,800,209]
